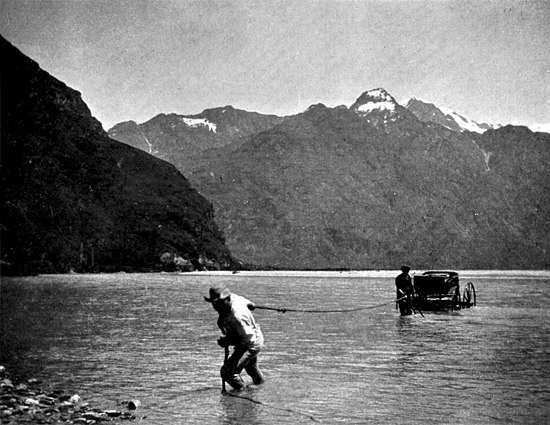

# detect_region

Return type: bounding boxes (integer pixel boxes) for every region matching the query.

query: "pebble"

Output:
[0,366,138,423]
[24,397,40,405]
[69,394,82,404]
[127,400,141,410]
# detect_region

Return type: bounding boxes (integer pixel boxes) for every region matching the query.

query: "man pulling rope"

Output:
[205,284,417,422]
[205,283,416,392]
[204,284,265,392]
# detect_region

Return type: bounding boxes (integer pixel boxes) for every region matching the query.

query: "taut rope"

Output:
[254,296,408,314]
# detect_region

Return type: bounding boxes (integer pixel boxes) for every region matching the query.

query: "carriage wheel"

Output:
[462,282,476,307]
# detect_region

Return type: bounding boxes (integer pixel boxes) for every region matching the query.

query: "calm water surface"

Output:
[1,271,549,424]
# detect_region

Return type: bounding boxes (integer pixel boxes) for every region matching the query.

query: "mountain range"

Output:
[0,36,234,274]
[1,32,547,273]
[109,89,550,269]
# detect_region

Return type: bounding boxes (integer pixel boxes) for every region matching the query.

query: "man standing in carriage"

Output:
[396,265,414,316]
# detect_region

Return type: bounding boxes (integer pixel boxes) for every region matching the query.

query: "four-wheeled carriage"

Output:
[412,270,476,311]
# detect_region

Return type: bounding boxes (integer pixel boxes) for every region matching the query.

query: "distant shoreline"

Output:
[179,269,550,278]
[12,269,547,280]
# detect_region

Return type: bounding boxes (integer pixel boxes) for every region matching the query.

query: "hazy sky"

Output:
[1,0,549,130]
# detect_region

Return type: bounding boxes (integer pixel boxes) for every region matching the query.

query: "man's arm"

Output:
[217,316,225,334]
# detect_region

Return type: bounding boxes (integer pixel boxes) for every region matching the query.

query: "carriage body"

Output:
[412,270,476,311]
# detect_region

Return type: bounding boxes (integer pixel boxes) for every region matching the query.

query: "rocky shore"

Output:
[0,367,139,424]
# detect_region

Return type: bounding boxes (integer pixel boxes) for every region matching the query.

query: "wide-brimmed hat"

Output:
[400,265,411,272]
[204,284,232,302]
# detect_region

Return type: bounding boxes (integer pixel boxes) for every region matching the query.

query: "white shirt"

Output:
[221,294,264,350]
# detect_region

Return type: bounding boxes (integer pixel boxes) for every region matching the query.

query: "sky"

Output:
[1,0,549,131]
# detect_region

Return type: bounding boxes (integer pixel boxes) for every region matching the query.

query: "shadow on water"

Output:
[221,391,261,424]
[223,387,321,423]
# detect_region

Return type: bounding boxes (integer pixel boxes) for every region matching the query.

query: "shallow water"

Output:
[1,271,549,424]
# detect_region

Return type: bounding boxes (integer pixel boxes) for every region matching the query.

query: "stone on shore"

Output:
[0,366,137,424]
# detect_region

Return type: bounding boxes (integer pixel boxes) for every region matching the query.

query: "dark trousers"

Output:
[221,345,265,390]
[398,297,413,316]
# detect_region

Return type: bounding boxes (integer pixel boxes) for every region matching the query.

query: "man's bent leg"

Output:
[244,349,265,385]
[220,346,248,390]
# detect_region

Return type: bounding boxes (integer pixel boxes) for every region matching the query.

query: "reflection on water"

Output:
[1,272,549,424]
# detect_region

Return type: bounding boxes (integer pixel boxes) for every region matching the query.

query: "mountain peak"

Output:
[361,88,396,102]
[350,88,399,115]
[404,97,496,134]
[305,103,329,112]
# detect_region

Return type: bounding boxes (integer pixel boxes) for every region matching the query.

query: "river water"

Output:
[1,271,548,424]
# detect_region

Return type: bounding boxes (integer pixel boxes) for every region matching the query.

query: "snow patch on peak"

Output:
[352,88,399,116]
[437,105,485,133]
[181,117,217,133]
[142,135,153,154]
[404,96,497,134]
[357,101,396,114]
[365,88,394,102]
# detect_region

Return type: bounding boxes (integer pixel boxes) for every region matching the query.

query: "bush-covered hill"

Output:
[0,36,234,274]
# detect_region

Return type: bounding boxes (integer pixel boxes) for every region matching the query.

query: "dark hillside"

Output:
[0,36,234,274]
[472,126,550,267]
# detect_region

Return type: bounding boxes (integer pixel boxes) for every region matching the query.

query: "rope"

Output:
[255,296,408,314]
